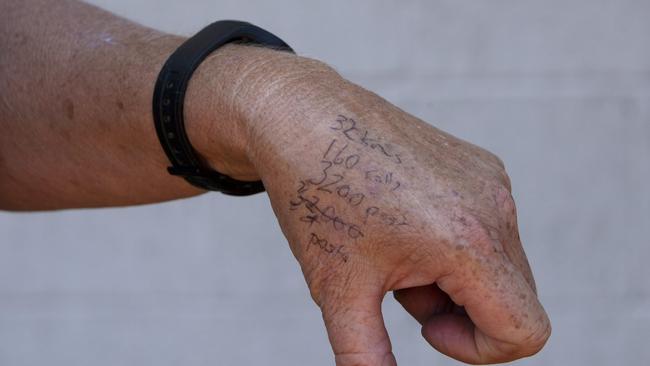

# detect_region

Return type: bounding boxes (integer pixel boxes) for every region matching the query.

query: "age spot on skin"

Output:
[64,99,74,120]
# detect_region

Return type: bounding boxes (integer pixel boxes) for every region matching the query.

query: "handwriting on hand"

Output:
[288,114,411,264]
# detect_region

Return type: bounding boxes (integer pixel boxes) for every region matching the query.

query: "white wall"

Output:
[1,0,649,365]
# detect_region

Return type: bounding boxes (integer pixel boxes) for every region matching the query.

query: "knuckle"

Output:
[477,145,508,174]
[499,169,513,192]
[449,210,502,260]
[450,185,519,256]
[493,184,516,216]
[470,228,499,256]
[482,149,512,192]
[488,184,518,231]
[486,149,506,170]
[466,220,501,256]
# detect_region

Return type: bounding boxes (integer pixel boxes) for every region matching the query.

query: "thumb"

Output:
[320,293,397,366]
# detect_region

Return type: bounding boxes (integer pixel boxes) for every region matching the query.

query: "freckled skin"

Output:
[1,0,550,364]
[249,81,551,365]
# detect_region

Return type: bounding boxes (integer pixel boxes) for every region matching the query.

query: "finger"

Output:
[321,293,397,366]
[424,312,541,364]
[492,187,537,293]
[393,284,453,324]
[422,313,481,361]
[501,235,537,293]
[426,249,551,364]
[481,224,537,295]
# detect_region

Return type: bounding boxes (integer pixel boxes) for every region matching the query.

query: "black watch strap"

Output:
[152,20,294,196]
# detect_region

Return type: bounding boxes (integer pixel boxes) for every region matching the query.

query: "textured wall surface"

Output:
[1,1,649,365]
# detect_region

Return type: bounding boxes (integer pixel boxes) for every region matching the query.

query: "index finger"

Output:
[424,239,551,364]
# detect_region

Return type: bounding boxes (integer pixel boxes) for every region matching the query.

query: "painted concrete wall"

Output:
[1,1,649,365]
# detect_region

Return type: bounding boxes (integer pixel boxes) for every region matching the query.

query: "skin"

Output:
[0,0,551,365]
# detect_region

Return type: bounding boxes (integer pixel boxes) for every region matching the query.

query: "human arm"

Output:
[0,0,312,209]
[0,0,551,364]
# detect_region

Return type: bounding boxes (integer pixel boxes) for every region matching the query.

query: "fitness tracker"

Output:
[152,20,294,196]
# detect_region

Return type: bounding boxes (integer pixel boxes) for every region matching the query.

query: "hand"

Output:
[0,0,550,359]
[235,63,551,365]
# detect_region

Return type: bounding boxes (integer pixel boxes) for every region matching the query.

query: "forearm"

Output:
[0,0,187,209]
[0,0,334,210]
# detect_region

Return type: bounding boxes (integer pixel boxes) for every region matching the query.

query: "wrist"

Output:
[184,43,342,182]
[183,44,261,181]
